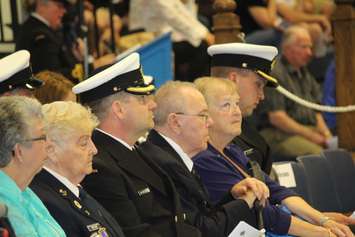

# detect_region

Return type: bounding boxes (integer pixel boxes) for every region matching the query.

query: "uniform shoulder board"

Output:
[34,34,46,42]
[244,148,254,156]
[137,187,150,196]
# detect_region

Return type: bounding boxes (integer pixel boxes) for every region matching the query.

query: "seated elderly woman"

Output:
[193,77,354,237]
[0,96,66,237]
[30,101,125,237]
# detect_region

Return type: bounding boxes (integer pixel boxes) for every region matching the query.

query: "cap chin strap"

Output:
[126,84,155,94]
[256,70,279,87]
[262,72,355,113]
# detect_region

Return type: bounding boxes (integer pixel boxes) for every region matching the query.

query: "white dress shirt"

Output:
[31,13,50,27]
[159,132,194,172]
[44,167,80,198]
[95,128,134,150]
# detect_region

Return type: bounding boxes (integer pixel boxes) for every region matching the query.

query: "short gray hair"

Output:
[42,101,99,145]
[210,66,254,79]
[154,81,197,126]
[86,92,131,122]
[0,96,43,167]
[281,25,310,50]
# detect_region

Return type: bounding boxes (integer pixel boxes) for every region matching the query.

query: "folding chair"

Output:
[322,149,355,212]
[290,162,311,203]
[297,155,342,212]
[272,161,311,202]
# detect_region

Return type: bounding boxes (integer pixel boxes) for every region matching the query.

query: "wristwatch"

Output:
[319,216,331,226]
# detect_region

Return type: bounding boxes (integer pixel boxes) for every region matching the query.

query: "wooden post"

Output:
[212,0,243,43]
[332,1,355,160]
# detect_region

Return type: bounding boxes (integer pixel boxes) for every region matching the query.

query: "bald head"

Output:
[154,81,204,126]
[154,81,211,157]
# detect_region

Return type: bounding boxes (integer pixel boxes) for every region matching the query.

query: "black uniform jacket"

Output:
[16,16,82,82]
[145,129,257,237]
[232,119,272,174]
[81,130,201,237]
[30,169,125,237]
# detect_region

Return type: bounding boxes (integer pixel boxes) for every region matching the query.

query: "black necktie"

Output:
[191,166,209,199]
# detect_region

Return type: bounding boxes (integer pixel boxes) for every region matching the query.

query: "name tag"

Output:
[244,148,254,156]
[89,227,109,237]
[272,163,296,188]
[87,223,100,231]
[137,187,150,196]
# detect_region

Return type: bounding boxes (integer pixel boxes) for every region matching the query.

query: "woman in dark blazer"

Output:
[30,101,125,237]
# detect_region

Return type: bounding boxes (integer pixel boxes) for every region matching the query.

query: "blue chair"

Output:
[273,161,311,203]
[321,149,355,212]
[297,155,342,212]
[290,162,311,203]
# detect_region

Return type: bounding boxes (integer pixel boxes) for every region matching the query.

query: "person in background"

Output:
[30,101,125,237]
[129,0,214,81]
[0,96,66,237]
[34,70,76,104]
[235,0,282,47]
[17,0,115,83]
[259,26,331,159]
[322,60,336,134]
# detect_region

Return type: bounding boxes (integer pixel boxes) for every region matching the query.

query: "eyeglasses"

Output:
[175,112,210,123]
[21,135,47,143]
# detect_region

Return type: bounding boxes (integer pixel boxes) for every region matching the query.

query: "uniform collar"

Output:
[158,132,194,172]
[44,167,80,198]
[31,13,50,27]
[95,128,134,150]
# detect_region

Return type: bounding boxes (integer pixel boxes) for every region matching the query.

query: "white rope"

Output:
[275,85,355,113]
[256,70,355,113]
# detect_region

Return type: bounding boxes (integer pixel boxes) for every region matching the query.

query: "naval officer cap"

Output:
[73,53,155,104]
[208,43,279,87]
[0,50,43,94]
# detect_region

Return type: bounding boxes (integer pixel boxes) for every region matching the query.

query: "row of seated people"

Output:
[16,0,334,86]
[0,45,354,237]
[16,0,336,163]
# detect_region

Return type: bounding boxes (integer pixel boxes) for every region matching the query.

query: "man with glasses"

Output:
[142,80,269,236]
[74,53,201,237]
[258,25,332,159]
